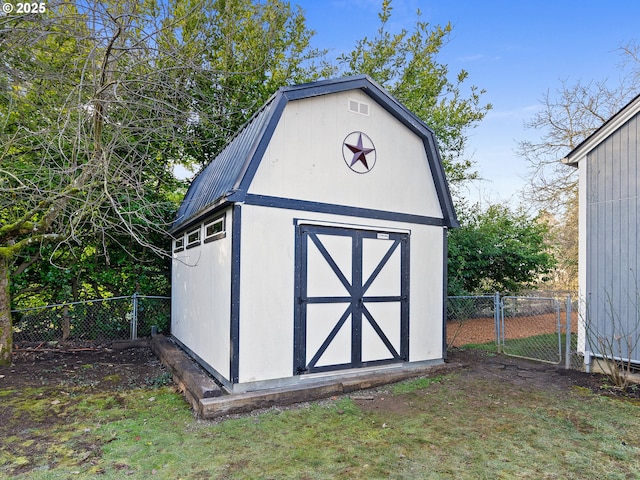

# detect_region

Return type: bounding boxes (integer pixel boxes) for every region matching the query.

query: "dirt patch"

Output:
[447,312,579,347]
[1,343,168,391]
[2,343,637,403]
[354,348,640,417]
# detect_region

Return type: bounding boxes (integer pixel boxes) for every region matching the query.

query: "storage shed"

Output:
[171,75,459,393]
[562,93,640,367]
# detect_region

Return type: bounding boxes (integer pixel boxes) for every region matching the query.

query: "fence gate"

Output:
[500,296,562,364]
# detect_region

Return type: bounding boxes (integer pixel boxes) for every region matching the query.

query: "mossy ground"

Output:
[1,347,639,479]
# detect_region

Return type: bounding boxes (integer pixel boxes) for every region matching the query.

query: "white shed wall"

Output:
[407,226,446,362]
[236,205,295,384]
[236,204,445,385]
[171,208,232,380]
[248,90,442,218]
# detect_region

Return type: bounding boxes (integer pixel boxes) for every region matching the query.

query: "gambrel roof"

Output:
[172,75,458,233]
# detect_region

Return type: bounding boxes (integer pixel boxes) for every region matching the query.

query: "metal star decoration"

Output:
[343,132,376,173]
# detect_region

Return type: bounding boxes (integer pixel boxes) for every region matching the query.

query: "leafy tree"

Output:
[0,0,492,365]
[175,0,333,167]
[337,0,491,189]
[447,203,557,295]
[0,0,324,364]
[11,229,172,309]
[0,1,189,362]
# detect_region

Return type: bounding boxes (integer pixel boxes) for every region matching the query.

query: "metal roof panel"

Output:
[172,99,278,231]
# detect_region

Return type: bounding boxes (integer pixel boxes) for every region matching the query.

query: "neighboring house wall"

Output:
[583,114,640,362]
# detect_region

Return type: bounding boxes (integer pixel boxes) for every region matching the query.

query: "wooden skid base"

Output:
[151,335,461,419]
[151,335,224,412]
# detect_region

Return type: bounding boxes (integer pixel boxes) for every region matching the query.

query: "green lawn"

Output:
[2,360,639,479]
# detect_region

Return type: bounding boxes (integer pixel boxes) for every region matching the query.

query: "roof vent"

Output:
[349,99,370,116]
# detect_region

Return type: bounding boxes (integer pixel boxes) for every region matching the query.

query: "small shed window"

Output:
[173,236,184,252]
[186,227,201,249]
[204,215,226,243]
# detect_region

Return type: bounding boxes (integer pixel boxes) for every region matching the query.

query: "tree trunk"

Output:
[0,255,12,365]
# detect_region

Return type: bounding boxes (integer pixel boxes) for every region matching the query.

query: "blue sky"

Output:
[294,0,640,207]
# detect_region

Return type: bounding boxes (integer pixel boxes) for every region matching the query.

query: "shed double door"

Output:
[294,224,409,374]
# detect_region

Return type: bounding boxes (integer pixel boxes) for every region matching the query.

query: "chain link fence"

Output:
[12,291,582,368]
[500,296,562,364]
[447,294,499,349]
[11,294,170,346]
[447,293,581,369]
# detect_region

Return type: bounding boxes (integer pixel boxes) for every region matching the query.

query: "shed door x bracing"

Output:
[294,225,409,374]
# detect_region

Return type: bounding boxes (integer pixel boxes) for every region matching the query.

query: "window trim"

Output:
[173,236,185,253]
[204,214,226,243]
[186,227,201,249]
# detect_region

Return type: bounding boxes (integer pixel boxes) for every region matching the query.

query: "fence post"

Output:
[494,292,501,353]
[131,293,138,340]
[565,294,572,369]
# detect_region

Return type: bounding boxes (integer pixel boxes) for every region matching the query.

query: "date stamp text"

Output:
[2,2,47,14]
